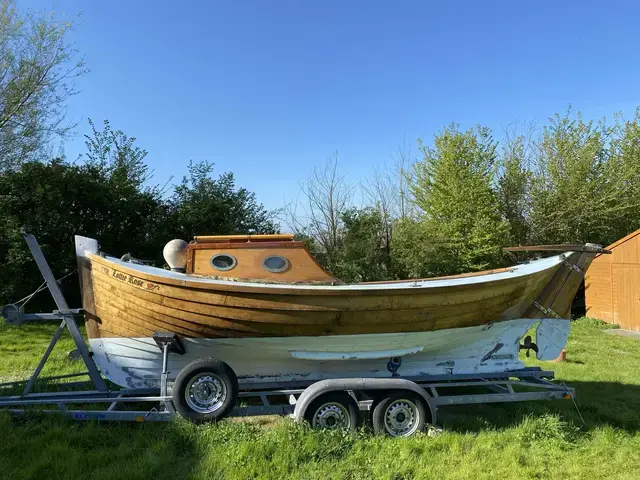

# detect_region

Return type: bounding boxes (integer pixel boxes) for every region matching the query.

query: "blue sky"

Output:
[24,0,640,212]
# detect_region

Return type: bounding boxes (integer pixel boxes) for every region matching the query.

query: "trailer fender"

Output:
[293,378,437,425]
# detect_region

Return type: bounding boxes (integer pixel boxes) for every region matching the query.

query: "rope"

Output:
[562,382,586,427]
[14,269,78,308]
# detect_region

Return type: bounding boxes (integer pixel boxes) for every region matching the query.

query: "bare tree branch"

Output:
[284,152,354,261]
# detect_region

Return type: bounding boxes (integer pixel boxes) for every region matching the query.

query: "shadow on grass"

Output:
[564,359,585,365]
[0,414,203,479]
[1,380,638,478]
[438,380,640,434]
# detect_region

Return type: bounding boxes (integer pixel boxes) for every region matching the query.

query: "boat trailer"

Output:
[0,233,576,435]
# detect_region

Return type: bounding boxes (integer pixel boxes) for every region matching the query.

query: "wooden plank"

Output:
[93,272,528,330]
[193,234,295,243]
[585,262,614,322]
[359,266,515,284]
[552,253,591,319]
[610,242,640,264]
[524,261,573,319]
[504,245,611,254]
[188,241,305,250]
[524,251,599,320]
[612,265,640,331]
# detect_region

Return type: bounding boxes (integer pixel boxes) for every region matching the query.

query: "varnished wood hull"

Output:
[77,241,595,340]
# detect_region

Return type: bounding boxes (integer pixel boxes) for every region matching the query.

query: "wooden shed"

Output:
[585,228,640,331]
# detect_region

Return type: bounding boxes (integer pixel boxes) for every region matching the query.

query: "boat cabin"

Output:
[185,234,337,283]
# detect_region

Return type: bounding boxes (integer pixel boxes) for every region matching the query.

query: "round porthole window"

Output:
[211,253,237,271]
[263,255,290,273]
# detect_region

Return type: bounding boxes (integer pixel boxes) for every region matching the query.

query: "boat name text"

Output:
[104,267,160,291]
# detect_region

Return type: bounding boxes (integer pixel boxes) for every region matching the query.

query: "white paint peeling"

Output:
[87,317,568,389]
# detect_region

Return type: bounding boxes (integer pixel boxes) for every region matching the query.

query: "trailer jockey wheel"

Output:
[304,392,359,431]
[372,391,427,437]
[173,357,238,423]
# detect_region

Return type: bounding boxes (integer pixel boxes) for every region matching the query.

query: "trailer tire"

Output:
[372,391,426,437]
[304,392,359,430]
[173,357,238,423]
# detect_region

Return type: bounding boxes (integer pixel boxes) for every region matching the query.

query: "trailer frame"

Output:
[0,233,575,429]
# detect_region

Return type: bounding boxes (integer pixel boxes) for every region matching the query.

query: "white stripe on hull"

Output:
[88,318,567,389]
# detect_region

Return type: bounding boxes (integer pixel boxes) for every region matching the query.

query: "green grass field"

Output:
[0,317,639,480]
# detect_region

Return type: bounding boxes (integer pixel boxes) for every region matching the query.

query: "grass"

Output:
[1,317,639,479]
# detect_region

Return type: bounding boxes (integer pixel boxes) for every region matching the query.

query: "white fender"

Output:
[535,319,570,360]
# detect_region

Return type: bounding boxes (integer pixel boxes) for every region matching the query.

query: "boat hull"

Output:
[88,317,567,389]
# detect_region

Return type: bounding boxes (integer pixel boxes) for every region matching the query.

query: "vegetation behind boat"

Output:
[1,43,640,312]
[1,1,640,320]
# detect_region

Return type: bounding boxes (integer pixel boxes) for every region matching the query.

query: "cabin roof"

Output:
[193,234,295,244]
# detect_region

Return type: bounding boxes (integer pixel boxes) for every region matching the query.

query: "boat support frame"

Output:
[0,233,576,427]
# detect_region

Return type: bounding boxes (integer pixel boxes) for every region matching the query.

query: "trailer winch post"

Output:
[21,232,108,393]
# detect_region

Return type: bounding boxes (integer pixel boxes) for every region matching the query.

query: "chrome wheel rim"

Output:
[185,373,227,414]
[384,399,420,437]
[312,402,350,429]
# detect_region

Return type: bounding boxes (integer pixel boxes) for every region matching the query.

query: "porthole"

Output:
[211,253,237,271]
[263,255,290,273]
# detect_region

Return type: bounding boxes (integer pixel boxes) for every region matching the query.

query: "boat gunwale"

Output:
[86,252,566,296]
[359,266,515,284]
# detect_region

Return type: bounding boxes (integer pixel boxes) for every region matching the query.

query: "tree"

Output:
[497,123,535,246]
[330,208,391,282]
[83,119,153,188]
[388,217,432,279]
[167,161,278,239]
[0,121,279,310]
[406,124,509,273]
[361,166,396,275]
[606,108,640,242]
[0,158,165,311]
[0,120,165,310]
[0,1,86,171]
[389,139,416,220]
[79,119,167,259]
[285,153,354,267]
[529,111,615,245]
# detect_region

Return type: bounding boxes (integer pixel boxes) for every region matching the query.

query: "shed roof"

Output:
[605,228,640,250]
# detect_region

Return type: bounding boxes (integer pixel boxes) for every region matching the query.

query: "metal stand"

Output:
[21,233,107,393]
[152,332,185,415]
[0,233,174,421]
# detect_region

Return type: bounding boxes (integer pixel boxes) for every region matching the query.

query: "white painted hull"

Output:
[89,318,569,389]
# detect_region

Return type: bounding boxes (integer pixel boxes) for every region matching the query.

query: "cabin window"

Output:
[263,255,290,273]
[210,253,237,271]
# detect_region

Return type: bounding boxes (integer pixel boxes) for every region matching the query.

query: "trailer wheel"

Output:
[305,392,359,430]
[372,391,426,437]
[173,357,238,423]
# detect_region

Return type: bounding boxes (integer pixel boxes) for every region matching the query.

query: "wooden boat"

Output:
[75,234,606,389]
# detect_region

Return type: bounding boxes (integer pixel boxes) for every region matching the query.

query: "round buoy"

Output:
[163,239,189,272]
